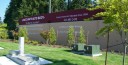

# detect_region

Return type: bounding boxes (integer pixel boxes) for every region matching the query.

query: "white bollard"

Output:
[19,37,24,56]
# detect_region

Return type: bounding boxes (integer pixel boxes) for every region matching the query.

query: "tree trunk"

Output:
[46,39,49,44]
[105,31,109,65]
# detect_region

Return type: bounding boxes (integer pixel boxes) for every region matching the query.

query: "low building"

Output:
[19,9,126,52]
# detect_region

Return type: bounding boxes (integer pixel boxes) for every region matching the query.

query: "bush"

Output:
[31,40,39,45]
[49,27,57,45]
[18,27,29,42]
[0,30,8,39]
[78,26,86,44]
[40,27,57,45]
[0,24,8,39]
[67,26,75,47]
[12,30,18,40]
[40,31,50,44]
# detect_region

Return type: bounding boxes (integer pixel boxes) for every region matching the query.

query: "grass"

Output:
[0,42,128,65]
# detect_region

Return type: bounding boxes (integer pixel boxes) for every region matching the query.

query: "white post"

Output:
[19,37,24,56]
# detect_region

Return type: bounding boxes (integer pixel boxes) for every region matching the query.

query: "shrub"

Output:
[0,30,8,39]
[0,24,8,39]
[12,30,18,40]
[18,27,29,42]
[40,27,57,45]
[49,27,57,45]
[31,40,39,45]
[78,26,86,44]
[40,31,50,44]
[67,26,75,47]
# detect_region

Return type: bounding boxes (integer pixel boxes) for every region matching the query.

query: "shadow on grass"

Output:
[44,58,77,65]
[64,50,85,55]
[64,49,72,52]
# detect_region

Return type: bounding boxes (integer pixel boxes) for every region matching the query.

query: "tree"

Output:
[40,31,50,44]
[67,26,75,47]
[51,0,67,12]
[4,0,22,30]
[40,27,57,45]
[49,27,57,45]
[70,0,87,10]
[78,26,86,44]
[57,0,67,12]
[96,0,128,65]
[4,0,99,31]
[0,17,2,23]
[18,27,28,42]
[67,0,72,10]
[4,0,68,30]
[4,0,49,30]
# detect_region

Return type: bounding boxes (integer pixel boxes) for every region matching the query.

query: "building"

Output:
[19,8,126,52]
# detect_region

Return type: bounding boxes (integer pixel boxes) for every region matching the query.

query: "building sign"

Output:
[19,14,49,25]
[19,9,103,25]
[22,16,45,22]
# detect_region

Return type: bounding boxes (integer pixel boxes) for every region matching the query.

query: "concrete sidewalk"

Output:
[0,56,18,65]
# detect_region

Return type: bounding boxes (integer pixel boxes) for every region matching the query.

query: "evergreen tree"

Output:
[67,26,75,47]
[18,27,28,42]
[4,0,95,31]
[78,26,86,44]
[49,27,57,45]
[57,0,67,12]
[0,17,2,23]
[67,0,72,10]
[70,0,87,10]
[4,0,49,30]
[51,0,67,12]
[40,31,50,44]
[4,0,22,30]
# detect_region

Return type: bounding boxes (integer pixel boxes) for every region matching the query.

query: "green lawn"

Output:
[0,42,128,65]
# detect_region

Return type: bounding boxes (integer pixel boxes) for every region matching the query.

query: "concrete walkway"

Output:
[0,56,18,65]
[0,56,53,65]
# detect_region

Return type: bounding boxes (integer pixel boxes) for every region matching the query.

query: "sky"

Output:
[0,0,10,21]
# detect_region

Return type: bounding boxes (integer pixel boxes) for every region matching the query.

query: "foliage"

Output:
[67,26,75,47]
[0,24,8,39]
[0,17,2,23]
[94,1,128,64]
[18,27,28,42]
[4,0,21,30]
[96,0,128,39]
[51,0,67,12]
[40,27,57,45]
[49,27,57,45]
[0,30,8,39]
[69,0,98,10]
[31,40,39,45]
[4,0,99,30]
[78,26,86,44]
[69,0,87,10]
[40,31,50,44]
[4,0,67,30]
[0,24,7,31]
[12,30,18,40]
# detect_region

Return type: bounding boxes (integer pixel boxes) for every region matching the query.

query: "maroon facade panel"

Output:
[19,9,103,25]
